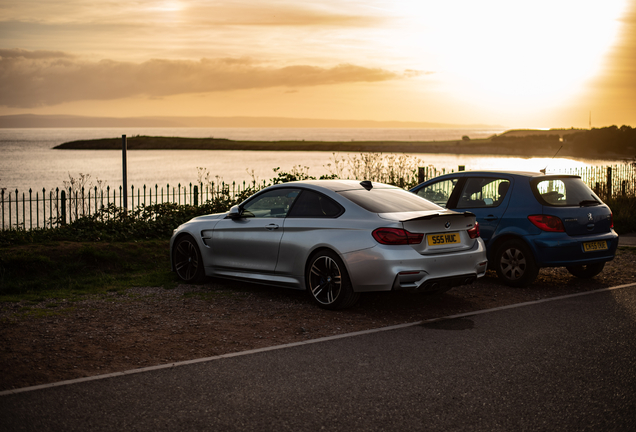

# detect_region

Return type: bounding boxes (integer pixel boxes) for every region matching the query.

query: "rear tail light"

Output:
[610,212,614,229]
[528,215,565,232]
[467,222,480,239]
[372,228,424,245]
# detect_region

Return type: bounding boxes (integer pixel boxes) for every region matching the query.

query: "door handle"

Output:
[265,224,279,231]
[483,215,498,221]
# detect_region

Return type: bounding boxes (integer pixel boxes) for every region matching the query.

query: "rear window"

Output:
[339,188,442,213]
[532,177,602,206]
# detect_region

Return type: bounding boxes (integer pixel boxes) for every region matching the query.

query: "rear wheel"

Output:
[494,239,539,287]
[173,235,205,283]
[306,250,360,310]
[566,262,605,279]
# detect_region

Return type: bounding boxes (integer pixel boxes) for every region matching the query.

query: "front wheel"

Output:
[566,262,605,279]
[173,235,205,283]
[306,250,360,310]
[494,239,539,287]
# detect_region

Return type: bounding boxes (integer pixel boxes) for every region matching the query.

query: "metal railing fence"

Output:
[1,180,264,231]
[1,164,634,231]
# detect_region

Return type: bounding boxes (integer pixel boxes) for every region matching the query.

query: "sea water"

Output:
[0,127,624,193]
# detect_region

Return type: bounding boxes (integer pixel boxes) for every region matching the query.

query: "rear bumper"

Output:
[394,273,478,292]
[343,239,488,292]
[528,230,619,267]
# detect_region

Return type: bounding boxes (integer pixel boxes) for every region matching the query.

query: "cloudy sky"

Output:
[1,0,634,128]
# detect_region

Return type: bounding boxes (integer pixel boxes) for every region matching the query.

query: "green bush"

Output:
[606,195,636,234]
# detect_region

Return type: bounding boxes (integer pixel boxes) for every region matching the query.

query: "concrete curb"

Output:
[619,233,636,247]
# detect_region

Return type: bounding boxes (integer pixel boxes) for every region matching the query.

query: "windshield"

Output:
[339,188,442,213]
[532,177,603,207]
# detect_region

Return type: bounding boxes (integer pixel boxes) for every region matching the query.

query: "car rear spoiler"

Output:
[399,211,475,222]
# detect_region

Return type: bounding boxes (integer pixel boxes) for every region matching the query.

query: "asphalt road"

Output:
[2,285,636,432]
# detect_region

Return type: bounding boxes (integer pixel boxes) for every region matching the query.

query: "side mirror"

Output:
[227,205,241,219]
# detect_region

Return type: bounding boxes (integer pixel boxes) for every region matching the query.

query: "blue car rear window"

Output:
[339,188,442,213]
[532,177,603,206]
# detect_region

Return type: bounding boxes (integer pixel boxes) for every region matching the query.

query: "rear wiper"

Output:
[579,199,600,206]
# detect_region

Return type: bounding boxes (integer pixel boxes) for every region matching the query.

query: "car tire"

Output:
[306,250,360,310]
[173,235,205,284]
[566,262,605,279]
[494,239,539,287]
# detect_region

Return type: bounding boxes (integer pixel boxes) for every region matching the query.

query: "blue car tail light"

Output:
[528,215,565,232]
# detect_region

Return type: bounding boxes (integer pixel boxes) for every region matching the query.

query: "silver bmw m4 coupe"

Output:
[171,180,488,309]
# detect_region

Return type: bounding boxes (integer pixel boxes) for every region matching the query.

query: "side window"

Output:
[457,178,510,209]
[415,179,458,208]
[242,189,300,218]
[287,190,343,218]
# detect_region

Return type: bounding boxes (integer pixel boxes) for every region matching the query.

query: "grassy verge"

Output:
[607,196,636,234]
[0,240,175,302]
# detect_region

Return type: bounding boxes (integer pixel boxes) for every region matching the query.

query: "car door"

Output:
[275,189,345,276]
[452,177,512,245]
[211,188,301,272]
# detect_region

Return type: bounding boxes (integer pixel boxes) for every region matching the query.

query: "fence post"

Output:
[122,135,128,212]
[418,167,425,184]
[606,167,612,198]
[15,190,19,230]
[22,191,25,230]
[1,189,4,231]
[29,188,33,230]
[61,189,67,225]
[194,185,199,206]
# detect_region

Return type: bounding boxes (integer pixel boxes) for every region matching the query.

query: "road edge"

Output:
[2,281,635,397]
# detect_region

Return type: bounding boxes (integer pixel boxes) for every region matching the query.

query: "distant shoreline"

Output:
[53,133,628,160]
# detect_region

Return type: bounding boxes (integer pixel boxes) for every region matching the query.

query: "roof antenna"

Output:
[360,180,373,190]
[540,145,563,174]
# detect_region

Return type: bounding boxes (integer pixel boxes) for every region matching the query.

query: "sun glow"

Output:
[388,0,628,108]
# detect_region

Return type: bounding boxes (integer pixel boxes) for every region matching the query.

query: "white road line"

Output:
[2,282,635,397]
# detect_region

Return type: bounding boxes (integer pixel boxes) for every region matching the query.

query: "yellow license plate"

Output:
[583,241,608,252]
[427,232,460,246]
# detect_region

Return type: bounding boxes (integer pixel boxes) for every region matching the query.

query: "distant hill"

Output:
[0,114,503,129]
[53,126,635,159]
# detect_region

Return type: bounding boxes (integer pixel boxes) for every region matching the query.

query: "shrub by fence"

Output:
[1,180,260,231]
[1,163,634,232]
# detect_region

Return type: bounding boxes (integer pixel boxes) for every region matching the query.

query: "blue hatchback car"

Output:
[410,171,618,286]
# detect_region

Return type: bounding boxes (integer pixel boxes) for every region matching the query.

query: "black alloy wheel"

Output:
[494,239,539,287]
[173,235,205,283]
[306,250,360,310]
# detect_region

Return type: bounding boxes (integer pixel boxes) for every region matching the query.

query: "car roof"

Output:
[426,170,580,179]
[275,179,399,192]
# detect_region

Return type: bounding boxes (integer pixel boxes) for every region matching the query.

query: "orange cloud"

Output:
[186,3,385,27]
[0,50,402,108]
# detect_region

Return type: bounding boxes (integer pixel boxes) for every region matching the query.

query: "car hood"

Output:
[187,212,228,223]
